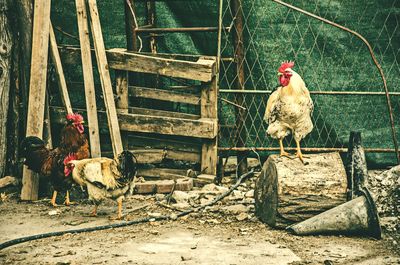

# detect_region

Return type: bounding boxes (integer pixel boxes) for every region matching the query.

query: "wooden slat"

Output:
[130,86,200,105]
[129,107,200,120]
[87,0,123,156]
[129,134,201,153]
[116,71,129,113]
[49,22,73,114]
[138,168,189,180]
[107,48,216,82]
[201,76,218,175]
[21,0,52,201]
[76,0,101,157]
[133,148,200,163]
[50,107,217,139]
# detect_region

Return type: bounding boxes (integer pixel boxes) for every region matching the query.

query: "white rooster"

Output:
[264,61,314,163]
[65,151,137,219]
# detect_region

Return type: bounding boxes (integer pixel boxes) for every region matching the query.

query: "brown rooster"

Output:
[19,136,78,206]
[65,151,137,219]
[264,61,314,163]
[20,113,90,206]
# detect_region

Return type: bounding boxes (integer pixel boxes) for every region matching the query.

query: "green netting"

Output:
[50,0,400,166]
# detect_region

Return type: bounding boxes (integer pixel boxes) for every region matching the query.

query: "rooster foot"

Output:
[50,202,60,207]
[109,214,124,221]
[64,200,77,206]
[279,151,293,158]
[295,152,309,165]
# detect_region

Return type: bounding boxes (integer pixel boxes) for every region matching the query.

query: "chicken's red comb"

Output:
[278,61,295,73]
[66,113,84,123]
[63,153,78,165]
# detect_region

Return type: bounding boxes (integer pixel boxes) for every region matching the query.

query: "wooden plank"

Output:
[75,0,101,158]
[50,107,218,139]
[116,71,129,113]
[49,22,73,114]
[137,168,189,180]
[21,0,51,201]
[87,0,123,156]
[107,48,216,82]
[134,148,200,163]
[200,76,218,175]
[128,134,201,153]
[130,86,200,105]
[129,107,200,120]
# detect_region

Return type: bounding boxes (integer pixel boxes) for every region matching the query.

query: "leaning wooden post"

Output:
[88,0,123,156]
[75,0,101,158]
[346,131,368,200]
[21,0,51,201]
[49,22,73,114]
[230,0,248,176]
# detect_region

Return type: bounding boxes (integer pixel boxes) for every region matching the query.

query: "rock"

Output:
[174,202,191,210]
[48,209,61,216]
[148,212,162,218]
[222,204,248,214]
[172,190,191,203]
[245,189,254,198]
[202,183,217,192]
[155,194,165,201]
[236,212,248,221]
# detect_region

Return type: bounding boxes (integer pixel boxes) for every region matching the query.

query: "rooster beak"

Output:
[277,72,283,76]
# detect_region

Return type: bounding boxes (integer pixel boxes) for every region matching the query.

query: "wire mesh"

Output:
[218,0,400,163]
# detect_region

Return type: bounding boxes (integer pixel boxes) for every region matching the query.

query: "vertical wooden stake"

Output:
[21,0,52,201]
[76,0,101,158]
[49,22,73,115]
[87,0,123,156]
[201,75,218,175]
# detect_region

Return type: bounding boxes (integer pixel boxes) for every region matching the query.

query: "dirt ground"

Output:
[0,191,399,265]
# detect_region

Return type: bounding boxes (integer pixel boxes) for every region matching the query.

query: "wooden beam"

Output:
[137,168,189,180]
[88,0,123,156]
[132,148,200,163]
[75,0,101,157]
[50,107,217,139]
[107,48,216,82]
[49,22,73,114]
[116,71,129,113]
[200,76,218,175]
[21,0,52,201]
[130,86,200,105]
[129,107,200,120]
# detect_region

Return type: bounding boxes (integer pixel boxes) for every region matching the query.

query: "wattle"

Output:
[75,123,85,134]
[279,75,289,86]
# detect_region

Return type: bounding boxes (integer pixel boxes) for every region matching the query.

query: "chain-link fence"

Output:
[218,0,400,164]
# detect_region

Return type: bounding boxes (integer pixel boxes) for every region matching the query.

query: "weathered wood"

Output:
[76,0,101,158]
[130,86,200,105]
[128,134,201,154]
[134,179,193,194]
[50,107,217,139]
[116,71,129,113]
[137,168,189,180]
[0,1,13,178]
[49,22,73,114]
[346,131,368,200]
[88,0,123,156]
[231,0,247,176]
[107,48,216,82]
[129,107,200,120]
[255,153,348,227]
[21,0,51,201]
[201,76,218,175]
[0,176,18,189]
[134,148,200,163]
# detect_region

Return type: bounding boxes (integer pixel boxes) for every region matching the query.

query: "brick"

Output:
[134,179,193,194]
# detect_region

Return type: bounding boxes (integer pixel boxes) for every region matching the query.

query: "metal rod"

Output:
[218,147,399,153]
[272,0,400,163]
[217,0,223,72]
[219,89,400,96]
[220,97,247,110]
[134,27,230,33]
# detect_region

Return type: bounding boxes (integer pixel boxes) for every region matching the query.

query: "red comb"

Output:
[72,113,84,123]
[63,153,78,165]
[278,61,295,73]
[66,113,75,121]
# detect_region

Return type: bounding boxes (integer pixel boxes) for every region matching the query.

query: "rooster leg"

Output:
[279,138,292,158]
[115,198,123,220]
[64,191,75,206]
[90,205,98,217]
[295,138,308,164]
[51,191,58,207]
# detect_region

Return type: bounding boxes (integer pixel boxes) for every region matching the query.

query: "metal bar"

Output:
[135,26,231,33]
[219,89,400,96]
[272,0,400,164]
[217,0,223,72]
[218,147,399,153]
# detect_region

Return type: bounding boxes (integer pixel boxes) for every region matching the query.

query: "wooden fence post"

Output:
[21,0,51,200]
